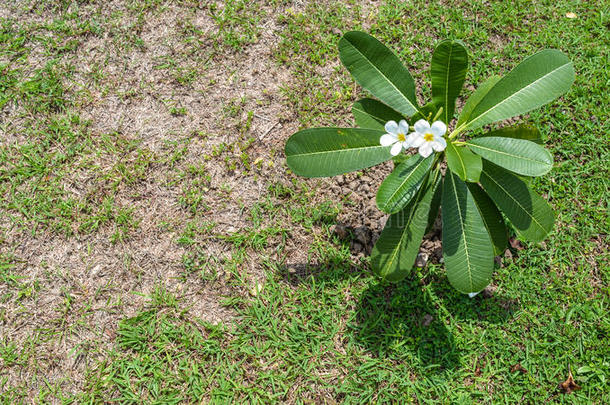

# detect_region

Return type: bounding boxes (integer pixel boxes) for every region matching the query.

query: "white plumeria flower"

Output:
[380,120,410,156]
[406,119,448,158]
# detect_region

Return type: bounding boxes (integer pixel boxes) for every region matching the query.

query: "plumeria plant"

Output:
[285,31,574,295]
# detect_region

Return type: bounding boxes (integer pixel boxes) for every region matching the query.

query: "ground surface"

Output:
[0,0,608,403]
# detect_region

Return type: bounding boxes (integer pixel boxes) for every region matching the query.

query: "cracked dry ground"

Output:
[0,0,408,397]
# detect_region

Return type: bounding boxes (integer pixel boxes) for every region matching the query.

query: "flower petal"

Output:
[380,134,397,146]
[397,120,409,135]
[434,135,447,146]
[413,119,430,134]
[430,121,447,136]
[384,120,398,134]
[418,143,433,158]
[390,142,403,156]
[430,141,447,152]
[431,137,447,151]
[409,132,425,148]
[468,291,481,298]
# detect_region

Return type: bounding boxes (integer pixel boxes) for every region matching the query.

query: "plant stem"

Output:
[447,123,465,140]
[432,107,444,122]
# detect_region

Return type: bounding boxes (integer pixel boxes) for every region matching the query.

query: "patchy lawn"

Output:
[0,0,608,403]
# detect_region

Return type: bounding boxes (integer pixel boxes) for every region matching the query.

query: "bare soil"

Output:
[0,1,444,398]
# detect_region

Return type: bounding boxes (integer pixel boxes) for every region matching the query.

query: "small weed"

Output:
[207,0,265,51]
[181,250,219,282]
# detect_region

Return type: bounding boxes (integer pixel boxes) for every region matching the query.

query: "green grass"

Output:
[74,261,608,403]
[1,0,608,403]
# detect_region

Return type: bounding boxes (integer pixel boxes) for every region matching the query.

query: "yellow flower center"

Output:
[397,133,406,142]
[424,133,434,142]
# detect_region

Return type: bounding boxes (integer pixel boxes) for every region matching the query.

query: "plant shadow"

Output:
[279,259,519,374]
[347,278,462,373]
[430,281,521,325]
[280,260,461,373]
[278,214,519,373]
[346,277,519,374]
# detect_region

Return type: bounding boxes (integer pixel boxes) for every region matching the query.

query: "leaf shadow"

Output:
[278,218,518,373]
[347,278,461,373]
[429,280,521,325]
[279,259,519,376]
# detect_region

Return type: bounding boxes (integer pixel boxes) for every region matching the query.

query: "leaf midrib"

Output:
[288,144,386,158]
[450,143,467,179]
[470,189,498,253]
[449,173,474,291]
[352,104,384,126]
[467,140,550,166]
[384,158,428,211]
[443,44,453,123]
[463,62,572,131]
[482,169,550,235]
[456,75,501,128]
[344,37,418,115]
[380,184,428,276]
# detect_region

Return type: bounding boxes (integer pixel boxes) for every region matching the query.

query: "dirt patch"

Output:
[0,0,299,397]
[1,0,443,399]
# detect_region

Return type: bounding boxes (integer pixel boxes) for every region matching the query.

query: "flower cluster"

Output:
[380,119,447,158]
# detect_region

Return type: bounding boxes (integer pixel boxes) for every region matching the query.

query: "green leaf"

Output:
[456,75,501,128]
[285,127,390,178]
[339,31,419,117]
[390,153,410,167]
[372,173,440,281]
[442,172,495,293]
[445,142,482,182]
[431,39,468,124]
[479,161,555,242]
[466,136,553,176]
[376,154,434,214]
[352,98,404,130]
[409,101,439,125]
[459,49,575,132]
[467,183,509,256]
[483,124,542,144]
[425,170,443,233]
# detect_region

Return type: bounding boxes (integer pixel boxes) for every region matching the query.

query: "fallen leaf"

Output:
[565,12,577,19]
[559,368,581,394]
[510,363,528,374]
